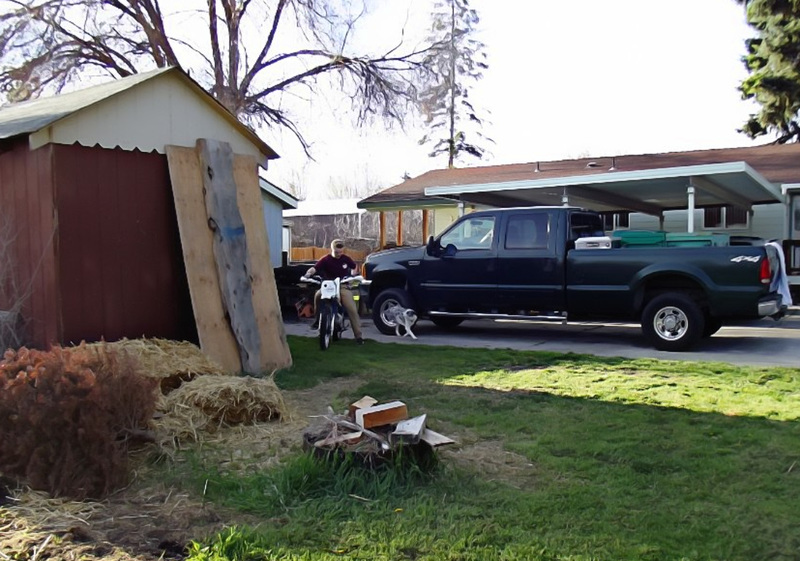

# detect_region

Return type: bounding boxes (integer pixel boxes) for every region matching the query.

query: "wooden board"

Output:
[232,153,292,372]
[166,145,241,372]
[392,414,427,444]
[167,142,291,374]
[420,428,455,448]
[197,139,262,373]
[348,395,378,418]
[355,401,408,429]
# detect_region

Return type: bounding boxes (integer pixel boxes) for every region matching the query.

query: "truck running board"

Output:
[429,311,567,323]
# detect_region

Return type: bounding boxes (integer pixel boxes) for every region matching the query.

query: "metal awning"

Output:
[424,161,785,216]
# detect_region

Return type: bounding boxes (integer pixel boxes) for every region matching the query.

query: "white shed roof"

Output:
[0,67,279,165]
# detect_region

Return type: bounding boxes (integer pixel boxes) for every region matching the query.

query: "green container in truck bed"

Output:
[612,230,667,247]
[664,232,730,247]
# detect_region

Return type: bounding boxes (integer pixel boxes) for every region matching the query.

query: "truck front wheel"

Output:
[641,292,704,352]
[372,288,416,335]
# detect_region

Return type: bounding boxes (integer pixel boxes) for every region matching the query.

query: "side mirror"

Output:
[426,235,440,256]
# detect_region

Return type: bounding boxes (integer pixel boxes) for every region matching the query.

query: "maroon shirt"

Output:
[314,254,357,280]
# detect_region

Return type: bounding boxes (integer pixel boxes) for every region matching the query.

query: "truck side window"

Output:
[570,213,605,240]
[505,215,548,249]
[440,217,496,250]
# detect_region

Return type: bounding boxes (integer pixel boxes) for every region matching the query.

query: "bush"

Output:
[0,343,158,499]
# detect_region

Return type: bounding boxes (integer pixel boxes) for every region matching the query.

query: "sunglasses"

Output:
[334,243,344,249]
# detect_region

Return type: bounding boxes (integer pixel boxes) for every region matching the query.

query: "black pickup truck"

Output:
[362,206,786,351]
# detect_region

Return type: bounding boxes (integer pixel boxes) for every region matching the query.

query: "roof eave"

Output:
[425,162,765,196]
[260,178,299,209]
[357,196,458,211]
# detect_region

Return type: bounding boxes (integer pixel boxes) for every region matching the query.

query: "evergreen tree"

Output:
[418,0,491,168]
[738,0,800,142]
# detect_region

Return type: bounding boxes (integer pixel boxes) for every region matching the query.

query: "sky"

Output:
[262,0,766,200]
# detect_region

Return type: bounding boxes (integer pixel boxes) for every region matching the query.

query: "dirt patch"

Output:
[1,377,534,561]
[442,439,539,488]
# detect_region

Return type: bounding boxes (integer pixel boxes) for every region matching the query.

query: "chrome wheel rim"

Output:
[379,298,401,327]
[653,306,688,341]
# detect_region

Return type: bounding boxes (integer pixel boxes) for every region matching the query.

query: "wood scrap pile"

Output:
[303,396,455,464]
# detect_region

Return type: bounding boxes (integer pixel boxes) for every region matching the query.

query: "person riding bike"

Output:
[304,239,364,345]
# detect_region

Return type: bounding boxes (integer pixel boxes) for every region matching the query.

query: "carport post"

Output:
[687,185,696,233]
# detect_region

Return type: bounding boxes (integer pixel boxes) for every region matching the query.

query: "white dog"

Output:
[386,305,418,339]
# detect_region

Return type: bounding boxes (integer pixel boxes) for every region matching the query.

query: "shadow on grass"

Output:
[263,336,800,559]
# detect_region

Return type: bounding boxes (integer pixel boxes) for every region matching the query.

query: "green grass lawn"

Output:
[179,335,800,561]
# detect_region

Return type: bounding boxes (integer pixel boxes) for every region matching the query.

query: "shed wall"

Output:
[0,139,59,348]
[39,74,266,164]
[261,195,283,268]
[53,144,196,345]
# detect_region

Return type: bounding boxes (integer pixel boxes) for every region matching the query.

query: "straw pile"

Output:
[86,338,230,393]
[154,375,288,444]
[83,338,289,446]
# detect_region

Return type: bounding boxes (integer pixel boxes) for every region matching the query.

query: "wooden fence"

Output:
[291,246,368,265]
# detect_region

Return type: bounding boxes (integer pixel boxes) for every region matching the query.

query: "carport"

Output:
[424,160,785,233]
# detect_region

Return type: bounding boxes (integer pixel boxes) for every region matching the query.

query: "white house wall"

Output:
[32,74,265,163]
[433,206,461,235]
[748,203,786,240]
[627,204,787,240]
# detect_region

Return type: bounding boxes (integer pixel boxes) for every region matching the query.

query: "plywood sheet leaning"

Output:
[166,142,292,374]
[231,150,291,372]
[166,145,241,372]
[197,139,262,373]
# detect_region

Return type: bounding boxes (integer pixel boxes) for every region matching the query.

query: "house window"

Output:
[703,205,749,229]
[600,211,630,230]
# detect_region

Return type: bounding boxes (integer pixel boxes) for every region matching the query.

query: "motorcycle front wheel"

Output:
[319,304,334,350]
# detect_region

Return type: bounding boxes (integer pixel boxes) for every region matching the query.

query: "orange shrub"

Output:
[0,343,158,499]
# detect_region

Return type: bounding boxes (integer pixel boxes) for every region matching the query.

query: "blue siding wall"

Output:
[261,196,284,268]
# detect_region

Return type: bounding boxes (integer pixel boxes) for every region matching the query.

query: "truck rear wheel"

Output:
[641,292,704,351]
[372,288,416,335]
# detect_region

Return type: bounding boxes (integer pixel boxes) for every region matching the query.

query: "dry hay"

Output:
[154,375,288,445]
[0,483,242,561]
[86,338,230,393]
[442,439,539,488]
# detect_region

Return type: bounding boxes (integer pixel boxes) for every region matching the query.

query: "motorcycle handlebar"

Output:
[299,275,364,285]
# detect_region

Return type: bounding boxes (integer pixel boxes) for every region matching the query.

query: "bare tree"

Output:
[323,162,384,199]
[280,167,309,201]
[0,0,430,153]
[0,215,28,350]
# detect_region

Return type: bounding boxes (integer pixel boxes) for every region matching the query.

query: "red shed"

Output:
[0,68,279,349]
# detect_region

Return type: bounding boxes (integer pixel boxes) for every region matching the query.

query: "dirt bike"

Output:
[299,275,364,350]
